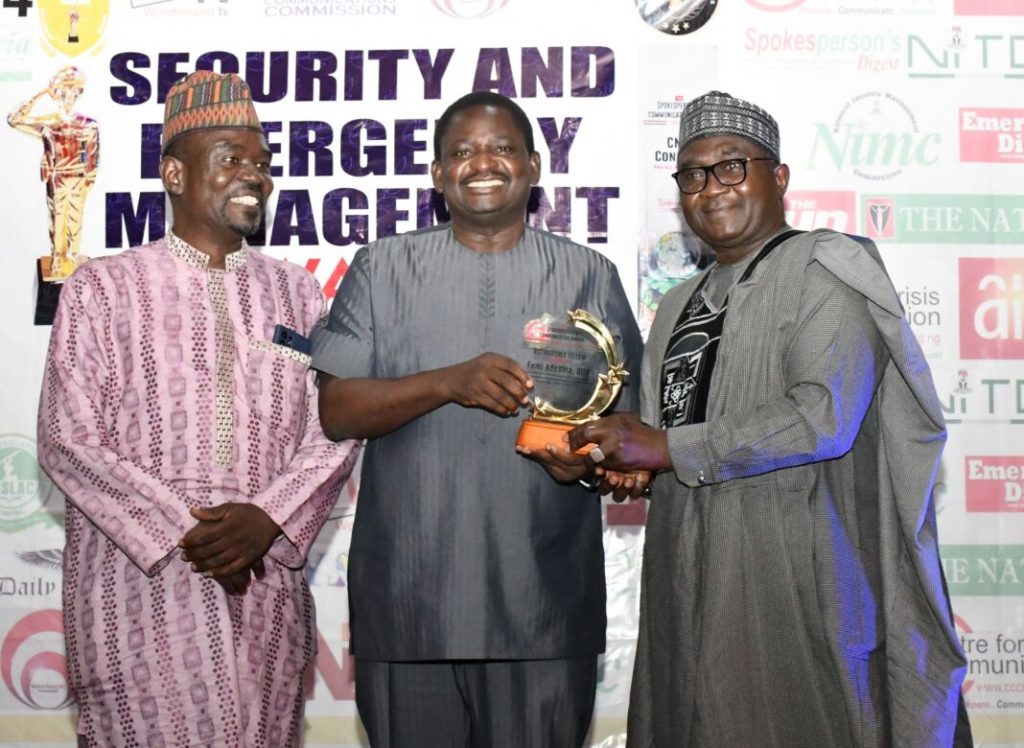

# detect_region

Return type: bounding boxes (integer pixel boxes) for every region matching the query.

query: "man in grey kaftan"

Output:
[313,92,643,747]
[569,91,970,747]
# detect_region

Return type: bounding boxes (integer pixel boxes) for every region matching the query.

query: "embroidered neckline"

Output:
[166,230,249,272]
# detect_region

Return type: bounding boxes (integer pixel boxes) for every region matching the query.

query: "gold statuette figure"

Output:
[8,65,100,282]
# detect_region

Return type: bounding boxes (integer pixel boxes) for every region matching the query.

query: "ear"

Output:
[528,151,541,185]
[160,155,186,196]
[773,162,790,197]
[430,159,443,193]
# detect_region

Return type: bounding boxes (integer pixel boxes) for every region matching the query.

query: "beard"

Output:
[220,198,265,237]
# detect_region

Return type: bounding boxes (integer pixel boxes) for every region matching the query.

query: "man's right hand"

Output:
[318,353,533,441]
[442,353,533,417]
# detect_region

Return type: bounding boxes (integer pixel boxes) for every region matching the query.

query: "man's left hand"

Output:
[179,503,281,578]
[516,441,590,483]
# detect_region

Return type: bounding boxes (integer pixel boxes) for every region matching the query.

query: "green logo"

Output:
[942,545,1024,596]
[862,194,1024,243]
[0,435,60,533]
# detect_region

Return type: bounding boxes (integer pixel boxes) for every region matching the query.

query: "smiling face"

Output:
[161,128,273,250]
[677,134,789,264]
[431,104,540,238]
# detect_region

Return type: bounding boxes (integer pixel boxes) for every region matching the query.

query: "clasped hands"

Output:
[178,503,282,596]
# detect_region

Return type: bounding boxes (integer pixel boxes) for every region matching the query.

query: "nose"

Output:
[237,162,266,185]
[468,149,498,171]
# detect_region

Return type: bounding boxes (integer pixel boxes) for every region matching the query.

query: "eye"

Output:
[221,155,240,165]
[452,148,472,159]
[721,159,745,173]
[256,159,272,171]
[681,169,704,183]
[494,145,513,154]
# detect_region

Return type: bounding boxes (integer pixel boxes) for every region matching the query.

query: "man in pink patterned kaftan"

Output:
[37,70,359,746]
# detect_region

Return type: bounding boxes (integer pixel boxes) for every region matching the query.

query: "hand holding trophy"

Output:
[516,309,628,456]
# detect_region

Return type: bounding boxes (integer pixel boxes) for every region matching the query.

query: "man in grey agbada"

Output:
[312,91,643,747]
[569,91,972,747]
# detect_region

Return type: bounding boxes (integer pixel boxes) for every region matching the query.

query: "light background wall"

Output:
[0,0,1021,745]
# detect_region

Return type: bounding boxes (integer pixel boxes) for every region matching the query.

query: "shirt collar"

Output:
[166,230,249,272]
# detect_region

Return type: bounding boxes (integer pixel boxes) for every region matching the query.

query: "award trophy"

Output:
[516,310,628,452]
[8,66,99,325]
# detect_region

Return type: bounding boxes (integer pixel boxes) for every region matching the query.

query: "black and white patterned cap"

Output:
[678,91,780,161]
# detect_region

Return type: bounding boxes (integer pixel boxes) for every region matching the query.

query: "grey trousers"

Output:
[354,657,599,748]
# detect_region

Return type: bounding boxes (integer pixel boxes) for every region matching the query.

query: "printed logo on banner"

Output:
[263,0,396,16]
[960,108,1024,163]
[432,0,506,18]
[955,614,1024,714]
[635,0,718,36]
[129,0,231,17]
[943,545,1024,594]
[809,91,940,181]
[0,609,70,710]
[896,282,943,354]
[960,257,1024,359]
[864,197,895,238]
[37,0,109,57]
[742,27,903,73]
[0,435,60,533]
[955,0,1024,15]
[644,95,686,125]
[860,195,1024,244]
[784,191,856,232]
[0,576,58,598]
[940,365,1024,425]
[745,0,938,14]
[0,29,32,85]
[908,27,1024,79]
[965,457,1024,511]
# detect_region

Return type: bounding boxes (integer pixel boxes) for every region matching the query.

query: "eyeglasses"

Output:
[671,157,777,194]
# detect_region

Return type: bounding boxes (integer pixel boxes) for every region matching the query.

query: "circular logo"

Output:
[1,609,71,710]
[827,91,937,181]
[636,0,718,36]
[432,0,508,18]
[0,435,60,533]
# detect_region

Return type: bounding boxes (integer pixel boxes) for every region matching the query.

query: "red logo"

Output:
[864,198,895,239]
[955,0,1024,15]
[1,609,71,710]
[744,0,807,10]
[784,191,856,233]
[523,316,552,345]
[965,456,1024,512]
[959,258,1024,359]
[960,108,1024,163]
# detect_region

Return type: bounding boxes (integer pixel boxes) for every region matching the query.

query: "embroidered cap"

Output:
[161,70,262,154]
[678,91,780,161]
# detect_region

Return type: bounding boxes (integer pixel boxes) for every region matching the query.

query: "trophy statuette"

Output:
[516,309,628,452]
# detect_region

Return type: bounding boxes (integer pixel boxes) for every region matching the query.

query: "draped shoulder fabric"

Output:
[630,229,969,748]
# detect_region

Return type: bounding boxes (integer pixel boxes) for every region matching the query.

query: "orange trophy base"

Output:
[516,418,595,455]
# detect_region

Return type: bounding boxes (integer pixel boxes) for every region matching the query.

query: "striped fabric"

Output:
[161,70,262,153]
[678,90,781,160]
[629,229,970,747]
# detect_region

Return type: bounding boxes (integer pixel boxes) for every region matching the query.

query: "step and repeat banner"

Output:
[0,0,1022,745]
